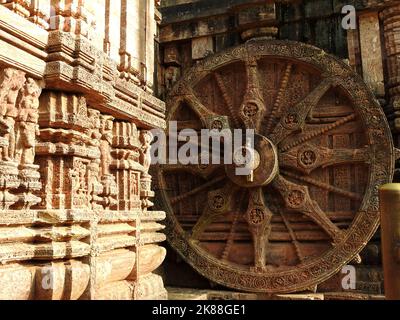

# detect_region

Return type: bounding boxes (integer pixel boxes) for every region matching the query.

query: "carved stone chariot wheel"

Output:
[155,40,396,293]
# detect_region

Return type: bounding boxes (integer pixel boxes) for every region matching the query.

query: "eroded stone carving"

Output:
[140,130,153,178]
[15,78,41,164]
[0,68,25,162]
[0,69,42,210]
[0,65,166,299]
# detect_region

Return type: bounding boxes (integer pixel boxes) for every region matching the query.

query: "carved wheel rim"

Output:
[156,40,394,293]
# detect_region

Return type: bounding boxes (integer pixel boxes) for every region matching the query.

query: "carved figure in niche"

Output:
[78,163,87,195]
[0,68,26,162]
[139,130,153,178]
[130,172,138,196]
[15,78,41,165]
[70,161,89,207]
[300,150,317,167]
[87,109,104,209]
[99,115,117,208]
[89,160,104,209]
[88,109,102,147]
[70,169,80,196]
[165,66,180,91]
[100,115,114,176]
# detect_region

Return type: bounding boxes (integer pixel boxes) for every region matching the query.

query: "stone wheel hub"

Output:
[226,134,278,188]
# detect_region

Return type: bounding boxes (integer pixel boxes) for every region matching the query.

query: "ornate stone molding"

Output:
[0,4,166,130]
[0,0,167,301]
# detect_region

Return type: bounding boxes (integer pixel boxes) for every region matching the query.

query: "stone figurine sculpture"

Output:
[0,68,26,162]
[15,77,41,165]
[140,130,153,178]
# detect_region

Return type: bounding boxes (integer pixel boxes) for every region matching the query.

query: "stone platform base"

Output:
[166,287,385,301]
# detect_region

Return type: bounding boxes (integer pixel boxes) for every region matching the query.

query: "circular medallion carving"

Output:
[287,190,306,208]
[300,150,317,167]
[243,102,259,118]
[283,113,299,129]
[210,194,225,211]
[249,208,265,225]
[211,120,224,131]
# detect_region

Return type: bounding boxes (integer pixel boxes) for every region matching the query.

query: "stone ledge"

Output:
[0,9,166,130]
[166,287,386,300]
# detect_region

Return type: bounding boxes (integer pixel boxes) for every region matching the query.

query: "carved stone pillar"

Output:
[96,115,117,210]
[87,108,104,210]
[382,4,400,143]
[358,12,385,97]
[15,77,43,209]
[119,0,143,85]
[111,121,142,211]
[1,0,51,29]
[28,0,51,29]
[139,130,154,212]
[36,91,94,210]
[145,0,157,92]
[49,0,95,38]
[0,0,31,18]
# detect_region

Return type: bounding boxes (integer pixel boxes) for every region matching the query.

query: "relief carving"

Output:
[0,67,166,299]
[0,0,167,300]
[0,68,25,162]
[15,77,41,165]
[0,69,42,210]
[99,115,117,209]
[87,108,104,210]
[100,115,114,176]
[139,130,153,178]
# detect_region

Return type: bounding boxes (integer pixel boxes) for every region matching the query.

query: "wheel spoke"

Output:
[162,162,224,180]
[269,77,338,145]
[221,211,241,261]
[279,211,305,263]
[281,170,362,201]
[280,114,357,152]
[239,57,266,132]
[245,188,273,271]
[221,192,247,261]
[186,91,232,131]
[280,144,371,174]
[166,136,226,158]
[175,86,231,131]
[169,175,226,205]
[272,174,345,244]
[215,72,241,128]
[190,182,238,240]
[185,87,216,120]
[264,63,293,135]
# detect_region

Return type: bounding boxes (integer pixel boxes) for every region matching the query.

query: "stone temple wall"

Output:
[157,0,400,142]
[0,0,167,300]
